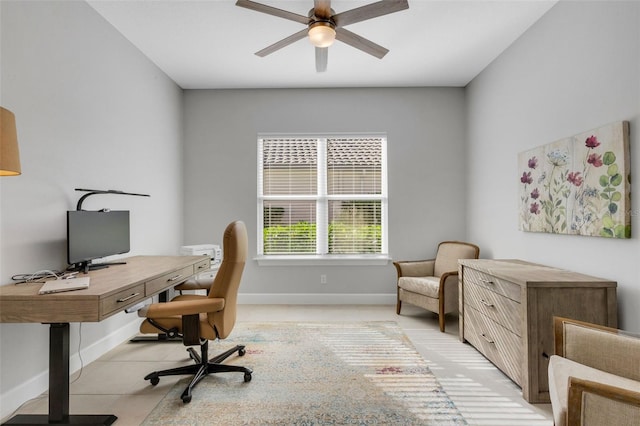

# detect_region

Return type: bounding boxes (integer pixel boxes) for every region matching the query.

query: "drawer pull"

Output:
[197,264,207,270]
[480,279,495,285]
[480,299,495,308]
[117,293,140,303]
[481,333,495,344]
[167,274,183,282]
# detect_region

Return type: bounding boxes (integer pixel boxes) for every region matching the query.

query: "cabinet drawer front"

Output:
[101,283,145,317]
[464,306,523,385]
[463,267,521,302]
[146,266,194,296]
[464,283,522,336]
[194,258,211,273]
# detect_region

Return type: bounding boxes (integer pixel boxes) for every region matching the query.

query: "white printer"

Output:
[179,244,221,289]
[179,244,222,266]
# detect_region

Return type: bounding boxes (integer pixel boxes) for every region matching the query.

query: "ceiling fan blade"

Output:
[315,47,328,72]
[255,28,309,57]
[332,0,409,28]
[235,0,310,25]
[335,28,388,59]
[314,0,332,19]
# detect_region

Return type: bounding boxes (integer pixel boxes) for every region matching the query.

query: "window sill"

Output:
[254,255,391,266]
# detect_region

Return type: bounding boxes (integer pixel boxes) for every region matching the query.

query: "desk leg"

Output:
[50,323,70,420]
[2,323,117,425]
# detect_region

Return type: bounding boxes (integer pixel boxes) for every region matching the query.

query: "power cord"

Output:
[70,323,85,384]
[11,269,73,284]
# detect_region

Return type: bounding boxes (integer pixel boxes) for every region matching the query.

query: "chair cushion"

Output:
[548,355,640,426]
[398,276,440,298]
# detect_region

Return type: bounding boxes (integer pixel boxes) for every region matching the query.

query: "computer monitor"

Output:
[67,210,130,273]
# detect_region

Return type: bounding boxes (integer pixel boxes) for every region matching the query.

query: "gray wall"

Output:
[3,0,638,420]
[466,1,640,330]
[183,88,468,301]
[0,0,183,417]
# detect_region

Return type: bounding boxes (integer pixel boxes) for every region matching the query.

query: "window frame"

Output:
[256,133,389,266]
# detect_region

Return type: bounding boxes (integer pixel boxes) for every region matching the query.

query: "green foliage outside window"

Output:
[263,222,316,253]
[263,222,381,254]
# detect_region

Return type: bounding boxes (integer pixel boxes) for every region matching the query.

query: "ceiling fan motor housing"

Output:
[308,20,336,48]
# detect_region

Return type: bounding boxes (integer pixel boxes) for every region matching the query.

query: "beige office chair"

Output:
[393,241,479,332]
[138,220,252,403]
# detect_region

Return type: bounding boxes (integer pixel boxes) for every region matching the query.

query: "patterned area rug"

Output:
[142,322,467,425]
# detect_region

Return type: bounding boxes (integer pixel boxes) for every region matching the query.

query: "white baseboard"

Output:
[238,293,396,305]
[0,370,48,422]
[0,318,141,422]
[72,319,142,371]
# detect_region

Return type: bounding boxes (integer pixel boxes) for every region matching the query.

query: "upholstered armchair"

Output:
[548,317,640,426]
[393,241,479,332]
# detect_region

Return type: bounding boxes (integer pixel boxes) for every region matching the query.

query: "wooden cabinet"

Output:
[458,259,617,403]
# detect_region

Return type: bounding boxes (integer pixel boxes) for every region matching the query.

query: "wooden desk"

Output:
[0,255,210,425]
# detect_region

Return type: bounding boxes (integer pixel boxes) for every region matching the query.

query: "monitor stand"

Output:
[71,261,128,274]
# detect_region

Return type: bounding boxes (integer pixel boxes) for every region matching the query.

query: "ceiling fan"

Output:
[235,0,409,72]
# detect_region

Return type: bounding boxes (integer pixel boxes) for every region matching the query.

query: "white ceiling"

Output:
[87,0,557,89]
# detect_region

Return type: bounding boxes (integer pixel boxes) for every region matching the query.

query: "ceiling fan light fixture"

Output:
[308,21,336,48]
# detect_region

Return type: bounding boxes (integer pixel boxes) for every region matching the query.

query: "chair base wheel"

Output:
[145,372,160,386]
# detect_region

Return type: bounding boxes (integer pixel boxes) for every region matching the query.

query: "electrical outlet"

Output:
[320,274,327,284]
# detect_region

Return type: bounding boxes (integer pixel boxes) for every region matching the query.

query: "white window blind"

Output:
[258,135,387,258]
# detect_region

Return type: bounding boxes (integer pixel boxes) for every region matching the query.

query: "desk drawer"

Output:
[101,284,145,316]
[146,266,194,296]
[464,305,522,385]
[464,282,522,336]
[194,258,210,273]
[463,267,521,302]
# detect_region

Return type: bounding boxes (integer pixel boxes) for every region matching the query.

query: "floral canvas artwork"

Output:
[518,121,630,238]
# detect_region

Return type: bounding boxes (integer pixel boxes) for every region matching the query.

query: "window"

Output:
[257,134,388,264]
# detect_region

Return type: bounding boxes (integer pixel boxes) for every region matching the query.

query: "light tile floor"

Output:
[7,304,553,425]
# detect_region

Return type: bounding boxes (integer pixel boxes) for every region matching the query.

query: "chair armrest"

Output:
[438,271,458,297]
[393,259,435,278]
[175,280,210,291]
[567,377,640,426]
[554,317,620,356]
[553,317,640,380]
[139,297,225,318]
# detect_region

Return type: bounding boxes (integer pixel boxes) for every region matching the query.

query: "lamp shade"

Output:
[308,22,336,48]
[0,107,21,176]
